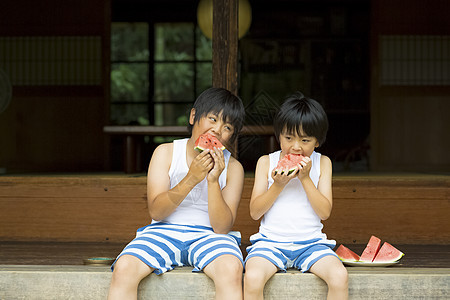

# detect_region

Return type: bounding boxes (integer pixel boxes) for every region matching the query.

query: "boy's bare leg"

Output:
[108,255,154,300]
[244,257,278,300]
[309,255,349,300]
[203,254,244,300]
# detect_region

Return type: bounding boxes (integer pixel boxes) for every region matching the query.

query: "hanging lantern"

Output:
[197,0,252,39]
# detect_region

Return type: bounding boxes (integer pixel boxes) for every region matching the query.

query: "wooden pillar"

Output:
[124,136,137,174]
[212,0,239,96]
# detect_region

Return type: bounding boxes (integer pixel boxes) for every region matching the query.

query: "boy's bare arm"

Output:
[299,155,333,220]
[249,155,288,220]
[147,144,212,220]
[207,155,244,234]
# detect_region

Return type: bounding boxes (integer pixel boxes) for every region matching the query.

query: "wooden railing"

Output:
[103,125,276,173]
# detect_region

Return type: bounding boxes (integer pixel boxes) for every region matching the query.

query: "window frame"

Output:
[110,21,212,126]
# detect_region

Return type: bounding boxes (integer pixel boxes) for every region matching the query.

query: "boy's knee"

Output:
[113,256,133,275]
[328,264,348,289]
[222,256,243,278]
[244,267,269,291]
[112,255,151,282]
[210,255,243,283]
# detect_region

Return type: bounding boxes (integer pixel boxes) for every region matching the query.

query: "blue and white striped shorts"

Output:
[111,222,243,275]
[245,233,337,273]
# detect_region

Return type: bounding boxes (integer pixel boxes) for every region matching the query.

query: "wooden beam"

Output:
[212,0,239,96]
[1,174,449,244]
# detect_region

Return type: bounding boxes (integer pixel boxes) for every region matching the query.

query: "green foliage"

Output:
[111,23,149,61]
[111,63,148,102]
[110,22,212,125]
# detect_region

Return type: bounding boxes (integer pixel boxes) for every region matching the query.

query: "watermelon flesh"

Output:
[336,237,404,264]
[373,242,405,263]
[194,133,225,152]
[359,235,382,262]
[274,154,305,175]
[335,245,360,262]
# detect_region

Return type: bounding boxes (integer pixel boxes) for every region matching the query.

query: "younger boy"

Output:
[244,92,348,300]
[108,87,246,300]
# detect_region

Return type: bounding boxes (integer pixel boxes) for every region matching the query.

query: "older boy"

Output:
[108,87,246,300]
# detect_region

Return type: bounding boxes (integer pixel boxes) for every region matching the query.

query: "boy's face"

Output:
[189,109,235,144]
[279,127,319,157]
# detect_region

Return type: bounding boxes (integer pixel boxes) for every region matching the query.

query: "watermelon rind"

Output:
[335,244,360,262]
[274,168,297,176]
[372,242,405,263]
[287,168,298,175]
[194,145,206,152]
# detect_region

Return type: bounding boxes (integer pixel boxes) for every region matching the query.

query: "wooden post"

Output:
[212,0,239,96]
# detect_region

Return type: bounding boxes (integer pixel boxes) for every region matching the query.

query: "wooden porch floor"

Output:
[0,241,449,268]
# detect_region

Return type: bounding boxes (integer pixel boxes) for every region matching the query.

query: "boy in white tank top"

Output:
[108,87,246,299]
[244,92,349,299]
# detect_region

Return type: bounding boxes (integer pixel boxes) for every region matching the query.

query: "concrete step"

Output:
[0,265,449,299]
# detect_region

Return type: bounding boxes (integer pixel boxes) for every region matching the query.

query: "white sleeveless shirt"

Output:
[258,150,326,241]
[155,138,230,227]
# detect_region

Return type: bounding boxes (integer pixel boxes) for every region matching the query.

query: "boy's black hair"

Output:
[274,92,328,146]
[188,87,245,144]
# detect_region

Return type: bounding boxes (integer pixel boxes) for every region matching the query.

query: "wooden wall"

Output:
[1,175,448,245]
[370,0,450,172]
[0,0,111,172]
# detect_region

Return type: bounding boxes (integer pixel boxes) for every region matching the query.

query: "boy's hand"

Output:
[188,149,214,184]
[271,166,298,187]
[207,147,225,182]
[297,156,312,180]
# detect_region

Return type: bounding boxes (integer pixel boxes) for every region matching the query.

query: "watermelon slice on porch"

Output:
[335,245,360,262]
[359,235,382,262]
[194,133,225,152]
[373,242,405,263]
[274,153,305,175]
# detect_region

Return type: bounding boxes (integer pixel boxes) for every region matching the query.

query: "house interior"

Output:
[0,0,449,175]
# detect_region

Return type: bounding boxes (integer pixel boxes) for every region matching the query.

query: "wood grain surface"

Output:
[0,174,448,245]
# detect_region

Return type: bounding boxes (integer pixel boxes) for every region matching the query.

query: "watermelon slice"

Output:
[373,242,405,263]
[274,153,305,175]
[194,133,225,152]
[335,244,360,262]
[359,235,382,262]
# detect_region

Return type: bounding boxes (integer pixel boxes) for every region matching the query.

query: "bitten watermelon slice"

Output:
[335,244,360,262]
[274,154,305,175]
[359,235,382,262]
[194,133,225,152]
[373,242,405,263]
